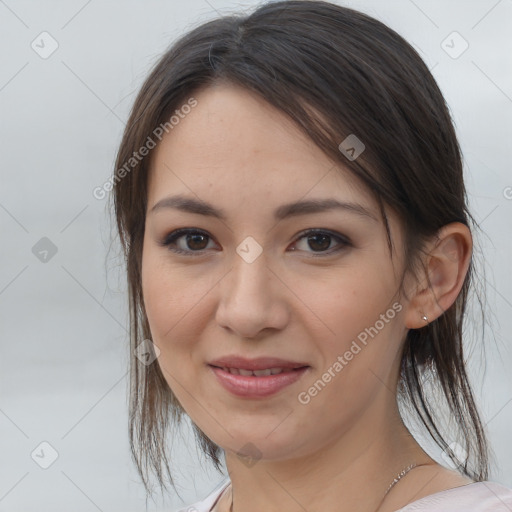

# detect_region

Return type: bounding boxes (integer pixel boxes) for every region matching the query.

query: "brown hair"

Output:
[111,0,490,497]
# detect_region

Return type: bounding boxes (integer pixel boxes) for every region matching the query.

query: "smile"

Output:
[214,366,301,376]
[208,364,310,398]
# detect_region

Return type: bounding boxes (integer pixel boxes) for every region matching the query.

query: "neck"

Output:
[223,395,434,512]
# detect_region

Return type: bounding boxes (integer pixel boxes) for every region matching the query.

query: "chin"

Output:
[210,424,306,463]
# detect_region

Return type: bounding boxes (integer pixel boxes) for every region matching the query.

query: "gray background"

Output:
[0,0,511,510]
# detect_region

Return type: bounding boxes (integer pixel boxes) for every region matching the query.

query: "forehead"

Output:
[147,84,375,212]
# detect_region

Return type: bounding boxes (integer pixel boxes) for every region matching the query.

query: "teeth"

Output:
[221,367,291,376]
[253,369,273,376]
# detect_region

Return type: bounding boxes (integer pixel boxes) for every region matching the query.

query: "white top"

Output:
[174,478,512,512]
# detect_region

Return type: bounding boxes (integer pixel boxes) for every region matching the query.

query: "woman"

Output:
[111,1,512,511]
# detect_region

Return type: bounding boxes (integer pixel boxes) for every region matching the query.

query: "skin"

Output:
[141,83,473,512]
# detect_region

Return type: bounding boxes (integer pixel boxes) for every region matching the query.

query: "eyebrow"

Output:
[149,194,377,221]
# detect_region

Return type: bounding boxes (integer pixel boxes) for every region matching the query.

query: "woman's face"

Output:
[141,83,410,461]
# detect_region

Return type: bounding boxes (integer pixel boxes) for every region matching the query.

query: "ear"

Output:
[403,222,472,329]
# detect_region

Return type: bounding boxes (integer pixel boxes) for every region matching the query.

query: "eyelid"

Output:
[293,228,351,245]
[291,228,352,256]
[158,228,217,256]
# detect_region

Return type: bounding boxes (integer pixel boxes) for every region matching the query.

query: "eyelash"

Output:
[159,228,352,257]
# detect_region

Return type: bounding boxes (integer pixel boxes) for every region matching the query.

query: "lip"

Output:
[208,355,309,371]
[207,355,310,398]
[209,365,310,398]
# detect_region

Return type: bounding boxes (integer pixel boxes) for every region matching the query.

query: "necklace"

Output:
[227,462,423,512]
[384,463,418,495]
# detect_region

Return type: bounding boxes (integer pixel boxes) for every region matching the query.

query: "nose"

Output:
[215,251,290,339]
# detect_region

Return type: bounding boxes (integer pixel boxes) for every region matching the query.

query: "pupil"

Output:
[309,234,330,251]
[187,233,207,250]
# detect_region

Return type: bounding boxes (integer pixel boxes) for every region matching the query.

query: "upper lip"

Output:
[208,355,309,371]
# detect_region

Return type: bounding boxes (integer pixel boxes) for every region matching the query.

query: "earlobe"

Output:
[402,222,472,329]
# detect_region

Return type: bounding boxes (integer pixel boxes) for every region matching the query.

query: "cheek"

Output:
[141,248,211,397]
[293,265,403,400]
[141,247,208,340]
[297,265,395,348]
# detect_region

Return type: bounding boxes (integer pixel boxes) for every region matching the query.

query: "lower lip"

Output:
[209,365,309,398]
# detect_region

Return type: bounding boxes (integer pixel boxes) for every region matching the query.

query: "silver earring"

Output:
[421,314,428,323]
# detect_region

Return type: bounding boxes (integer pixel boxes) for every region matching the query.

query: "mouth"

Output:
[207,356,311,398]
[208,365,308,376]
[208,355,310,372]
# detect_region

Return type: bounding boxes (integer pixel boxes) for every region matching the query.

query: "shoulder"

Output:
[174,478,231,512]
[396,481,512,511]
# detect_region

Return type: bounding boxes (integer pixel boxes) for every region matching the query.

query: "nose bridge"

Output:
[215,247,288,337]
[227,248,272,304]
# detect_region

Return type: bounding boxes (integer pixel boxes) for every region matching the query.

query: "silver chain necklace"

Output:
[384,463,418,495]
[227,462,423,512]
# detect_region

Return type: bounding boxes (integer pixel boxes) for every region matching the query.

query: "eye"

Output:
[159,228,217,255]
[159,228,351,257]
[291,229,351,256]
